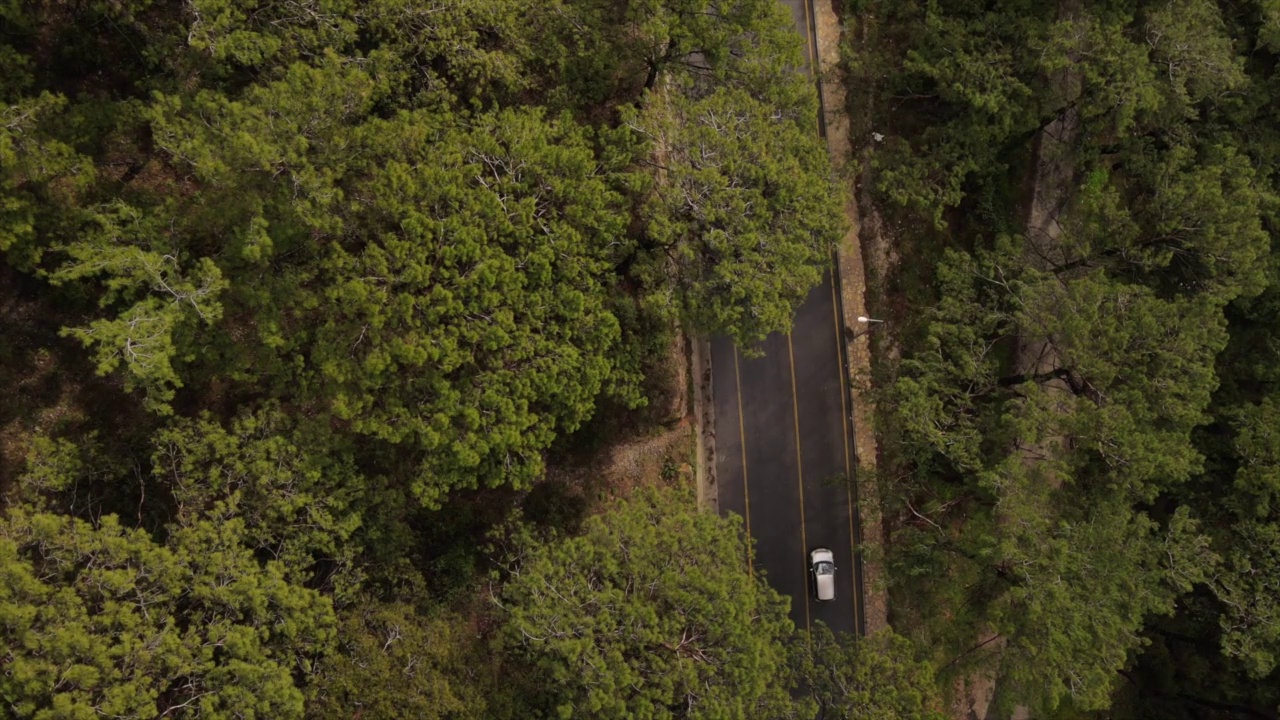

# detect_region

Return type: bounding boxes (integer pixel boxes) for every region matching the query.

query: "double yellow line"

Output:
[732,337,813,632]
[731,0,862,635]
[786,334,812,633]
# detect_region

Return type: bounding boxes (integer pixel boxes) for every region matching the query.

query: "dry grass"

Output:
[542,327,696,513]
[544,419,695,513]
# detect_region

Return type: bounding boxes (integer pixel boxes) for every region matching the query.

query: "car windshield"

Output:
[815,561,834,575]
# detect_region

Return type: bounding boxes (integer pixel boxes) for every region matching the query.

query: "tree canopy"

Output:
[0,0,847,716]
[0,507,334,720]
[852,0,1280,714]
[496,487,796,719]
[1,0,842,504]
[789,625,945,720]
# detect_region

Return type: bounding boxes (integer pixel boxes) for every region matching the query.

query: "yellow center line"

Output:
[786,332,811,633]
[733,347,753,578]
[829,264,861,634]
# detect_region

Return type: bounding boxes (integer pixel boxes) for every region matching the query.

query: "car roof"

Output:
[815,566,835,600]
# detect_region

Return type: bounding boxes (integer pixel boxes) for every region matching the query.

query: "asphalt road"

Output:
[713,271,864,636]
[711,0,864,636]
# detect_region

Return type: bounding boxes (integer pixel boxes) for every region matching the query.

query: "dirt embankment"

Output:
[813,0,889,636]
[547,325,696,508]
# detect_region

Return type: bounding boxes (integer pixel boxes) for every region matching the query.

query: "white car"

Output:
[810,548,836,602]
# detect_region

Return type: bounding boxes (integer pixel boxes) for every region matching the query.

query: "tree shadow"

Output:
[0,265,150,508]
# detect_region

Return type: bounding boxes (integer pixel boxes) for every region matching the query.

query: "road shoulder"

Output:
[812,0,889,635]
[693,336,717,512]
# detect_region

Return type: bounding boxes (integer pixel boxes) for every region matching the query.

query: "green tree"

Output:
[986,496,1214,713]
[315,107,631,503]
[5,0,846,509]
[850,0,1277,716]
[307,601,496,720]
[1062,139,1273,303]
[1,93,93,265]
[1108,279,1280,720]
[14,406,368,597]
[152,407,365,595]
[883,243,1229,713]
[630,86,844,344]
[789,624,945,720]
[864,0,1046,224]
[540,0,810,105]
[496,486,795,719]
[51,53,638,503]
[1014,272,1229,496]
[0,507,335,720]
[1141,0,1249,113]
[1195,397,1280,678]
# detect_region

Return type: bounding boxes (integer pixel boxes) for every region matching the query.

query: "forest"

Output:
[2,0,1279,719]
[0,1,921,718]
[851,0,1280,716]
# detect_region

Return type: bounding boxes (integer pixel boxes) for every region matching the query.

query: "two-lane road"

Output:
[714,272,863,635]
[712,0,864,636]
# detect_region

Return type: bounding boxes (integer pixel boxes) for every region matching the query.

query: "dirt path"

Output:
[1017,109,1080,405]
[943,71,1081,720]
